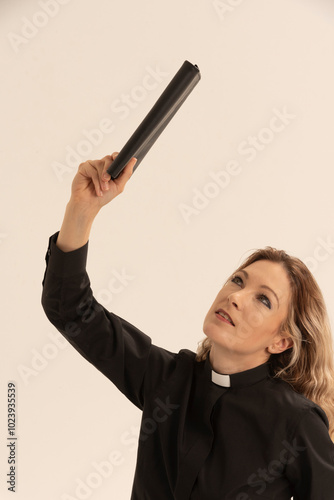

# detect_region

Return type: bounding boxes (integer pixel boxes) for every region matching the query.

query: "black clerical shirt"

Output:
[41,232,334,499]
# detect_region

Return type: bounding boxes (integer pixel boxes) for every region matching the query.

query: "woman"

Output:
[42,153,334,499]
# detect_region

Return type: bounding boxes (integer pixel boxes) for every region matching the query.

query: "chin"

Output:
[203,321,225,340]
[203,320,237,348]
[202,319,214,338]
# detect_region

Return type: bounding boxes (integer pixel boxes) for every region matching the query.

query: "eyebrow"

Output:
[239,269,280,307]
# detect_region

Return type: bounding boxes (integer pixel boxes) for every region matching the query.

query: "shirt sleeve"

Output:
[41,231,179,411]
[285,405,334,499]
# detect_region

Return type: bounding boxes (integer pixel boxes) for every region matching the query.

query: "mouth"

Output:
[215,309,235,326]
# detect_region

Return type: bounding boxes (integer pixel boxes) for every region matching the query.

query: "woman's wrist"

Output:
[56,199,98,252]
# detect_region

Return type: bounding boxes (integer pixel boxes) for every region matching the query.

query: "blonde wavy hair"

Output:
[196,246,334,442]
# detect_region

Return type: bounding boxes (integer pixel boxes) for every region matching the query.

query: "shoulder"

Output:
[266,375,329,429]
[144,345,197,394]
[148,346,196,366]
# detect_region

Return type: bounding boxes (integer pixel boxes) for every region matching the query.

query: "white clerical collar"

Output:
[211,370,231,387]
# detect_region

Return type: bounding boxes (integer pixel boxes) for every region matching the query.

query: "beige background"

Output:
[1,0,334,498]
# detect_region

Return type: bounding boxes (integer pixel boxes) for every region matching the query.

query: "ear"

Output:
[267,332,293,354]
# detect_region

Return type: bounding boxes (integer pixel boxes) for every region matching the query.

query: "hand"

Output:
[70,152,137,214]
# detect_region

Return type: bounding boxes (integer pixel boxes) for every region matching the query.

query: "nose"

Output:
[228,291,242,310]
[231,299,239,310]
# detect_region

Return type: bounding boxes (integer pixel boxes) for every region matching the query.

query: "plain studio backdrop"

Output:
[1,0,334,498]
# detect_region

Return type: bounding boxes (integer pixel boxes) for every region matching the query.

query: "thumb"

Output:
[102,152,119,181]
[114,157,137,187]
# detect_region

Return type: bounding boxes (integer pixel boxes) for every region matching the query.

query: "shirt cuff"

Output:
[44,231,89,278]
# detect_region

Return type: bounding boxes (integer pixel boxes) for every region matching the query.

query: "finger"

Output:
[90,157,114,193]
[99,152,118,164]
[86,161,104,197]
[102,152,119,181]
[113,157,137,190]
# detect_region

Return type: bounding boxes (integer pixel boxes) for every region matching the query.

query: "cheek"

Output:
[239,306,272,335]
[246,309,267,328]
[203,306,217,327]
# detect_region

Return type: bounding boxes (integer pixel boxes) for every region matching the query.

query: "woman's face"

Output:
[202,260,292,367]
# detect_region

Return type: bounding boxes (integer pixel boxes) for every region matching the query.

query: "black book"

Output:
[107,60,201,179]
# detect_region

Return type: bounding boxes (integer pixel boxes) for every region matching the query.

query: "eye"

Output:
[258,294,271,309]
[231,275,271,309]
[231,275,242,285]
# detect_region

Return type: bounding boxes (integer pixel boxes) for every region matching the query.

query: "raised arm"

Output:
[40,152,168,410]
[56,152,137,252]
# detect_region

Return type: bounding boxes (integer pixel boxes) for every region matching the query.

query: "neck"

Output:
[209,343,269,375]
